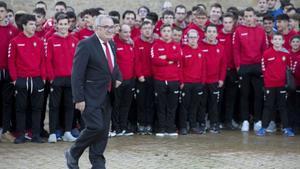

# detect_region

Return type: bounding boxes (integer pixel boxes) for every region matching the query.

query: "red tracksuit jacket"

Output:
[0,23,19,70]
[131,27,141,40]
[114,34,135,80]
[200,40,226,84]
[182,22,205,45]
[151,39,182,81]
[262,47,290,88]
[8,33,46,81]
[233,25,268,68]
[181,44,206,83]
[218,30,235,69]
[44,28,56,40]
[46,33,78,81]
[134,36,154,78]
[290,49,300,86]
[282,30,298,50]
[74,28,94,41]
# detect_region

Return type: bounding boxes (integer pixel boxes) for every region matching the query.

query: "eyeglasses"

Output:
[97,25,114,30]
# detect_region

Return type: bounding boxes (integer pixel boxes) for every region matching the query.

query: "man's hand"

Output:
[138,76,145,82]
[12,81,16,85]
[180,83,184,89]
[75,101,86,113]
[218,80,224,88]
[159,55,167,60]
[116,80,122,88]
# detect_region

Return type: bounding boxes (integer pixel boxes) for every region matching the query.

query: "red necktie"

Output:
[103,42,114,92]
[103,42,114,72]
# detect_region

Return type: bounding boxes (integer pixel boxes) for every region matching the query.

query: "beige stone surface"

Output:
[2,0,300,17]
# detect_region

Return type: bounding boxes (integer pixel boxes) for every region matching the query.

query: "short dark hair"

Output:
[193,8,208,16]
[287,7,296,13]
[272,32,284,39]
[66,11,76,19]
[162,10,175,18]
[19,14,36,31]
[138,6,150,14]
[172,26,183,32]
[205,24,217,32]
[244,7,256,15]
[82,8,100,17]
[55,1,67,8]
[263,15,274,22]
[141,21,153,28]
[291,35,300,42]
[109,10,120,20]
[175,4,186,13]
[122,10,136,20]
[35,1,47,8]
[277,14,290,21]
[145,12,158,25]
[7,9,14,14]
[112,18,119,24]
[210,3,222,10]
[33,8,46,17]
[160,24,172,31]
[196,4,207,11]
[56,13,68,22]
[223,12,235,20]
[54,12,65,20]
[0,1,7,10]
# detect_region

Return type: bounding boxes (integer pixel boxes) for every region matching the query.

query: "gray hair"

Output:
[94,14,113,28]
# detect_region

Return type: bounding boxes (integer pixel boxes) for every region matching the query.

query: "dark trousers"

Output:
[154,80,179,133]
[203,83,220,125]
[111,79,135,131]
[179,83,204,129]
[223,70,239,123]
[0,69,15,133]
[136,77,154,126]
[40,81,50,133]
[49,77,74,134]
[287,87,300,129]
[262,87,289,128]
[70,94,111,169]
[15,77,44,137]
[239,64,263,122]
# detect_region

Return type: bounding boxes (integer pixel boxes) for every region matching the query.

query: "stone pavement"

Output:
[0,131,300,169]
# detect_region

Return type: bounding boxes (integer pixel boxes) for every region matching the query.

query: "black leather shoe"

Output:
[179,128,188,135]
[65,149,79,169]
[31,136,45,143]
[14,136,26,144]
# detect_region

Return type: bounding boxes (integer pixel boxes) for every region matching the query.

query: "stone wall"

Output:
[2,0,300,17]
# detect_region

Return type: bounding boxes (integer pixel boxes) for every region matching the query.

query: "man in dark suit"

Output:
[65,15,122,169]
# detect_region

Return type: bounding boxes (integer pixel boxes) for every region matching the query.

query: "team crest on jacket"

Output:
[173,45,176,50]
[33,42,37,47]
[198,53,202,58]
[9,31,12,35]
[72,43,75,48]
[282,56,286,61]
[216,49,220,53]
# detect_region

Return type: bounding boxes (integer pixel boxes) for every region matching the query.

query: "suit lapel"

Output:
[90,34,111,74]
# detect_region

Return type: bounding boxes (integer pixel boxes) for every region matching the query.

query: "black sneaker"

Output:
[179,128,188,135]
[31,136,45,143]
[209,124,220,134]
[190,127,203,134]
[145,126,153,135]
[137,126,146,135]
[14,135,26,144]
[40,129,49,138]
[224,123,238,130]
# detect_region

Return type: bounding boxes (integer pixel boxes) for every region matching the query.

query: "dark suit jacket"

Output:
[71,34,122,108]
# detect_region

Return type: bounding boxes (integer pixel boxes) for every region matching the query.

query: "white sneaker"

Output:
[254,121,262,132]
[62,132,77,142]
[167,132,178,136]
[155,133,165,137]
[266,121,277,133]
[109,131,116,137]
[241,120,249,132]
[48,133,57,143]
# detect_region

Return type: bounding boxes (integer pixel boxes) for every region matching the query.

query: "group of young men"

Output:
[0,0,300,144]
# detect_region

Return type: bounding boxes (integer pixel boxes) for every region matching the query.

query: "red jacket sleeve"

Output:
[233,29,241,68]
[134,44,142,78]
[261,31,268,54]
[219,47,227,81]
[46,39,55,80]
[40,40,47,80]
[151,44,170,66]
[8,41,17,81]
